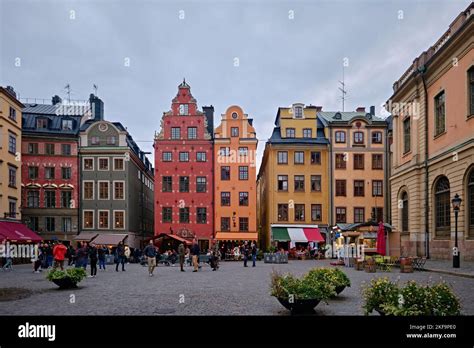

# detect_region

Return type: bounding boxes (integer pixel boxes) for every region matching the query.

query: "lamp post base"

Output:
[453,254,460,268]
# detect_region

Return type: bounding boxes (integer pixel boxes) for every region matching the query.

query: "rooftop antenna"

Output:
[338,65,347,112]
[64,84,71,103]
[93,84,98,96]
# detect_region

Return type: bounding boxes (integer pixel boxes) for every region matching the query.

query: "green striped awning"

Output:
[272,227,291,241]
[271,225,325,243]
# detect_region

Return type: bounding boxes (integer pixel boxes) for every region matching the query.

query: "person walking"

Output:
[75,242,88,269]
[88,243,98,278]
[251,242,257,267]
[98,245,107,270]
[115,241,126,272]
[242,241,249,267]
[178,243,185,272]
[66,245,75,266]
[143,240,158,276]
[52,241,67,270]
[191,240,200,272]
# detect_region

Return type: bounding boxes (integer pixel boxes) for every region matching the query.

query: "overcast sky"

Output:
[1,0,471,169]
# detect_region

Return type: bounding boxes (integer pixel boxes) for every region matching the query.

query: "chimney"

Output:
[202,105,214,138]
[356,106,366,113]
[5,86,16,98]
[315,106,323,112]
[89,94,104,121]
[248,118,254,126]
[370,105,375,116]
[52,95,62,105]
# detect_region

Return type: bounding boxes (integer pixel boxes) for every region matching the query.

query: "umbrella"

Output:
[376,221,386,256]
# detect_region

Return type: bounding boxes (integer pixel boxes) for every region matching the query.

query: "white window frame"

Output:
[98,157,109,171]
[83,210,95,229]
[113,180,125,200]
[83,157,94,171]
[113,157,125,171]
[82,180,95,200]
[98,210,109,229]
[113,210,126,230]
[98,180,110,200]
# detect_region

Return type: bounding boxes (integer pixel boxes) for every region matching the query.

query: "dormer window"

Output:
[62,119,73,130]
[37,118,48,129]
[286,128,296,138]
[179,104,188,115]
[294,106,303,119]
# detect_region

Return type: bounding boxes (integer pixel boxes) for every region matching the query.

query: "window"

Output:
[179,152,189,162]
[294,106,303,118]
[403,117,411,153]
[303,128,312,138]
[372,131,382,144]
[91,136,100,145]
[278,204,288,221]
[221,217,230,231]
[295,204,305,221]
[197,208,207,224]
[469,67,474,116]
[162,176,172,192]
[29,166,39,179]
[221,192,231,206]
[239,166,248,180]
[99,211,109,229]
[294,151,304,164]
[354,154,364,169]
[311,175,321,192]
[162,152,172,162]
[171,127,181,139]
[354,208,365,223]
[45,190,56,208]
[8,200,16,218]
[37,118,48,129]
[238,147,248,156]
[29,217,39,231]
[179,176,189,192]
[311,204,322,221]
[162,207,172,223]
[336,207,347,223]
[335,180,346,196]
[99,182,109,199]
[179,104,188,115]
[8,133,16,154]
[45,217,55,232]
[435,176,450,236]
[311,152,321,165]
[354,180,365,197]
[372,180,383,197]
[27,190,40,208]
[372,207,384,222]
[83,158,94,170]
[231,127,239,137]
[62,119,73,130]
[99,158,109,170]
[61,144,71,155]
[286,128,295,138]
[114,158,124,170]
[196,177,207,193]
[61,191,72,208]
[179,207,190,223]
[221,166,230,180]
[28,143,38,154]
[8,167,16,187]
[83,182,94,199]
[196,152,206,162]
[219,147,230,157]
[353,131,364,144]
[45,143,55,155]
[44,167,55,179]
[239,217,249,232]
[106,136,116,145]
[335,153,346,169]
[467,170,474,237]
[114,211,125,229]
[239,192,249,206]
[84,211,94,229]
[335,131,346,143]
[9,107,16,121]
[277,151,288,164]
[277,175,288,191]
[372,154,383,170]
[401,192,409,233]
[114,181,124,199]
[187,127,197,139]
[434,91,446,136]
[294,175,305,192]
[62,167,71,179]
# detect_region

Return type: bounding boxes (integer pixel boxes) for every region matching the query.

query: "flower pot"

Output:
[335,285,346,295]
[276,297,321,314]
[375,309,386,316]
[52,277,78,289]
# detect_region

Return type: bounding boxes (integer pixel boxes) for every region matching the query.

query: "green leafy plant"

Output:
[306,268,351,289]
[361,277,399,315]
[267,246,277,253]
[46,268,87,283]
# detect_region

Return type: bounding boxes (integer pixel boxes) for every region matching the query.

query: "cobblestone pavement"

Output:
[1,260,473,315]
[424,259,474,277]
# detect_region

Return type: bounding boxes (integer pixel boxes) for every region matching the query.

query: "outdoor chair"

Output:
[412,257,427,271]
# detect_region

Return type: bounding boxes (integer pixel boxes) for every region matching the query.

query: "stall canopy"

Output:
[271,225,324,243]
[215,232,258,241]
[0,221,42,243]
[92,233,128,246]
[73,232,99,242]
[151,233,192,245]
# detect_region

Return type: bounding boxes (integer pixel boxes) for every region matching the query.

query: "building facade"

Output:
[0,86,24,220]
[388,3,474,260]
[214,105,258,243]
[257,104,330,249]
[21,95,83,242]
[79,96,154,248]
[153,80,214,250]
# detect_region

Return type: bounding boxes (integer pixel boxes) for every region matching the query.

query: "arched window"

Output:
[435,176,450,237]
[401,192,408,233]
[468,169,474,237]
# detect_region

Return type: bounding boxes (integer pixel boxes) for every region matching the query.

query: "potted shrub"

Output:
[270,271,335,314]
[46,268,87,289]
[306,268,351,296]
[361,277,399,315]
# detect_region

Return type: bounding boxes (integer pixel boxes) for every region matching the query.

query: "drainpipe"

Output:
[419,65,430,259]
[77,137,82,240]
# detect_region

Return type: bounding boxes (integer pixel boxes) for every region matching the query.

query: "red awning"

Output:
[154,233,192,245]
[303,228,324,242]
[0,221,42,243]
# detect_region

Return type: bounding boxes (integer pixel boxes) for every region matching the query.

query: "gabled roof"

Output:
[22,103,83,135]
[317,111,387,124]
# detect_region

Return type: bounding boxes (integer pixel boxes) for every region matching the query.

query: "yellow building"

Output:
[0,86,24,220]
[257,104,330,249]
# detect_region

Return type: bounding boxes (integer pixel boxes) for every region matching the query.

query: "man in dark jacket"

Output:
[143,240,158,276]
[75,242,88,269]
[115,242,126,272]
[98,245,106,270]
[241,241,249,267]
[191,240,200,272]
[178,243,185,272]
[88,243,98,277]
[251,242,257,267]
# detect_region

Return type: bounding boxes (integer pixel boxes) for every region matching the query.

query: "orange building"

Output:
[214,106,258,244]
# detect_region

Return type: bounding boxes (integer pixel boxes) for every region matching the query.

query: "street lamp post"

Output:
[451,193,462,268]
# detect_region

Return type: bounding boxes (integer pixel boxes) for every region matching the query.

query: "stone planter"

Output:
[365,259,376,273]
[335,285,346,295]
[52,277,78,289]
[277,297,321,314]
[264,253,288,264]
[400,258,413,273]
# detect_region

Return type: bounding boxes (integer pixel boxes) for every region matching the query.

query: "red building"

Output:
[154,80,214,250]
